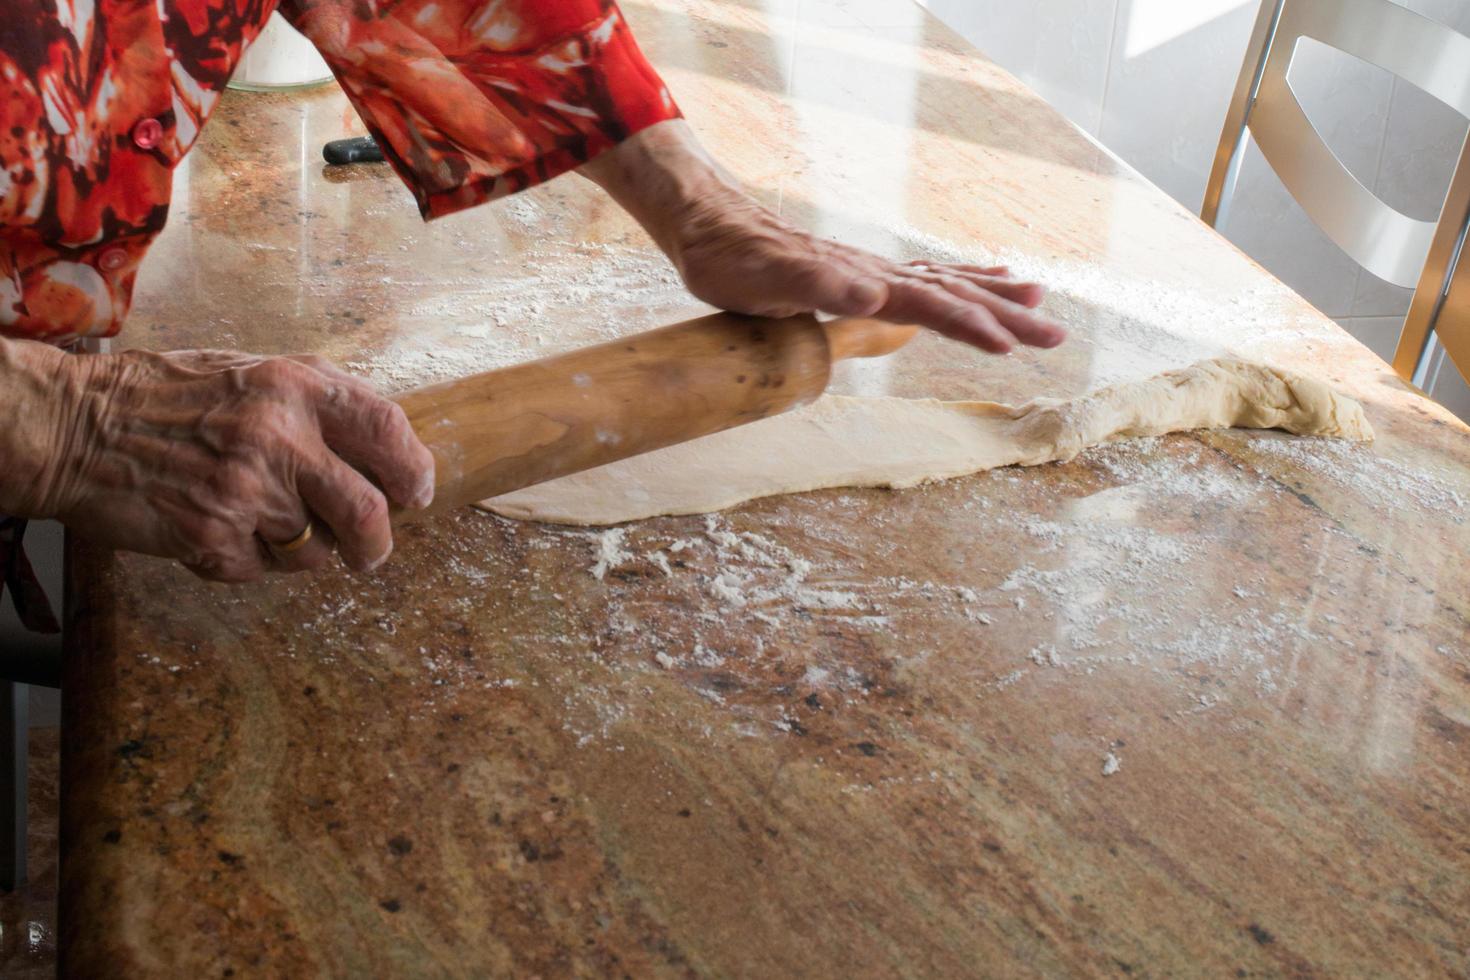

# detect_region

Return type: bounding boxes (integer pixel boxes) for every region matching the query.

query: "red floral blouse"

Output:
[0,0,680,344]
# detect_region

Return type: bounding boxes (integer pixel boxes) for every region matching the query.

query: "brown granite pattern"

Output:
[59,0,1470,976]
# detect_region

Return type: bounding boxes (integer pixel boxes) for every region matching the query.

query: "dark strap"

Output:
[0,518,59,635]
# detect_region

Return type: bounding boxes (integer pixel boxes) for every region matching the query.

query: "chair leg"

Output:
[1200,0,1284,229]
[0,681,27,890]
[1412,333,1441,390]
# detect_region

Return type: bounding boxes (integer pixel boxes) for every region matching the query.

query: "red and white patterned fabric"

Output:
[0,0,680,344]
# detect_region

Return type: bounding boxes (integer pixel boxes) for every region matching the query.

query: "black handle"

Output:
[323,136,384,165]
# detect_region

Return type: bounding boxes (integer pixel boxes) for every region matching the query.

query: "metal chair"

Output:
[1201,0,1470,389]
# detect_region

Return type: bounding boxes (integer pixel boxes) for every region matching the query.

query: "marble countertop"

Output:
[59,0,1470,975]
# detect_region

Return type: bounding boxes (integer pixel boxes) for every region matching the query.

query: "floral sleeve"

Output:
[278,0,682,219]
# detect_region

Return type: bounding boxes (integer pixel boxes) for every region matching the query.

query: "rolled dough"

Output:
[479,357,1372,526]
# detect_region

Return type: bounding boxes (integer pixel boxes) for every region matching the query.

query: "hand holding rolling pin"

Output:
[5,347,436,582]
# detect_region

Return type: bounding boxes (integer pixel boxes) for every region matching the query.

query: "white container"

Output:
[230,13,335,91]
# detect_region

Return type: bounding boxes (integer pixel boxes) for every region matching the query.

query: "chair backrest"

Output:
[1393,130,1470,385]
[1203,0,1470,384]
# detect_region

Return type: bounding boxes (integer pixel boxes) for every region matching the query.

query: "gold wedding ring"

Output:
[271,523,314,554]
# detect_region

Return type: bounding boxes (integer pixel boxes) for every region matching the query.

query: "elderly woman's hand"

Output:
[4,339,434,583]
[581,120,1066,354]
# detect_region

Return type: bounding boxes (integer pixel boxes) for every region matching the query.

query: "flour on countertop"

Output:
[344,240,690,392]
[590,527,633,581]
[1247,432,1467,520]
[345,221,1325,396]
[542,442,1297,749]
[512,423,1463,753]
[167,219,1466,783]
[580,515,874,619]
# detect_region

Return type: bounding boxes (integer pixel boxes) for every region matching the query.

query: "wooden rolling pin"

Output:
[393,312,918,518]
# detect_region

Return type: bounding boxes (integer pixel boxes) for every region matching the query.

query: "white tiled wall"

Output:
[919,0,1470,419]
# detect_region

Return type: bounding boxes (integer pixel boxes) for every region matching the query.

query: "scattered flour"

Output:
[590,528,633,581]
[343,221,1325,399]
[344,240,690,392]
[534,433,1377,751]
[1248,433,1467,521]
[586,516,879,621]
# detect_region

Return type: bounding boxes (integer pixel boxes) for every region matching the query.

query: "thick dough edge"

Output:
[480,357,1373,526]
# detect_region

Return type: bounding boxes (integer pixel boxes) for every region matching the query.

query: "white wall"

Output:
[918,0,1470,420]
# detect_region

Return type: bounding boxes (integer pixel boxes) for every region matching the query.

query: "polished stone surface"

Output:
[60,0,1470,976]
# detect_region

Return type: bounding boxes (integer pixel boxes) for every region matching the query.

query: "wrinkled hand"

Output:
[669,185,1063,353]
[580,119,1065,354]
[38,349,435,583]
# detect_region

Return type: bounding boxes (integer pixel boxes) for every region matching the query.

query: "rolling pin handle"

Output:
[323,136,384,165]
